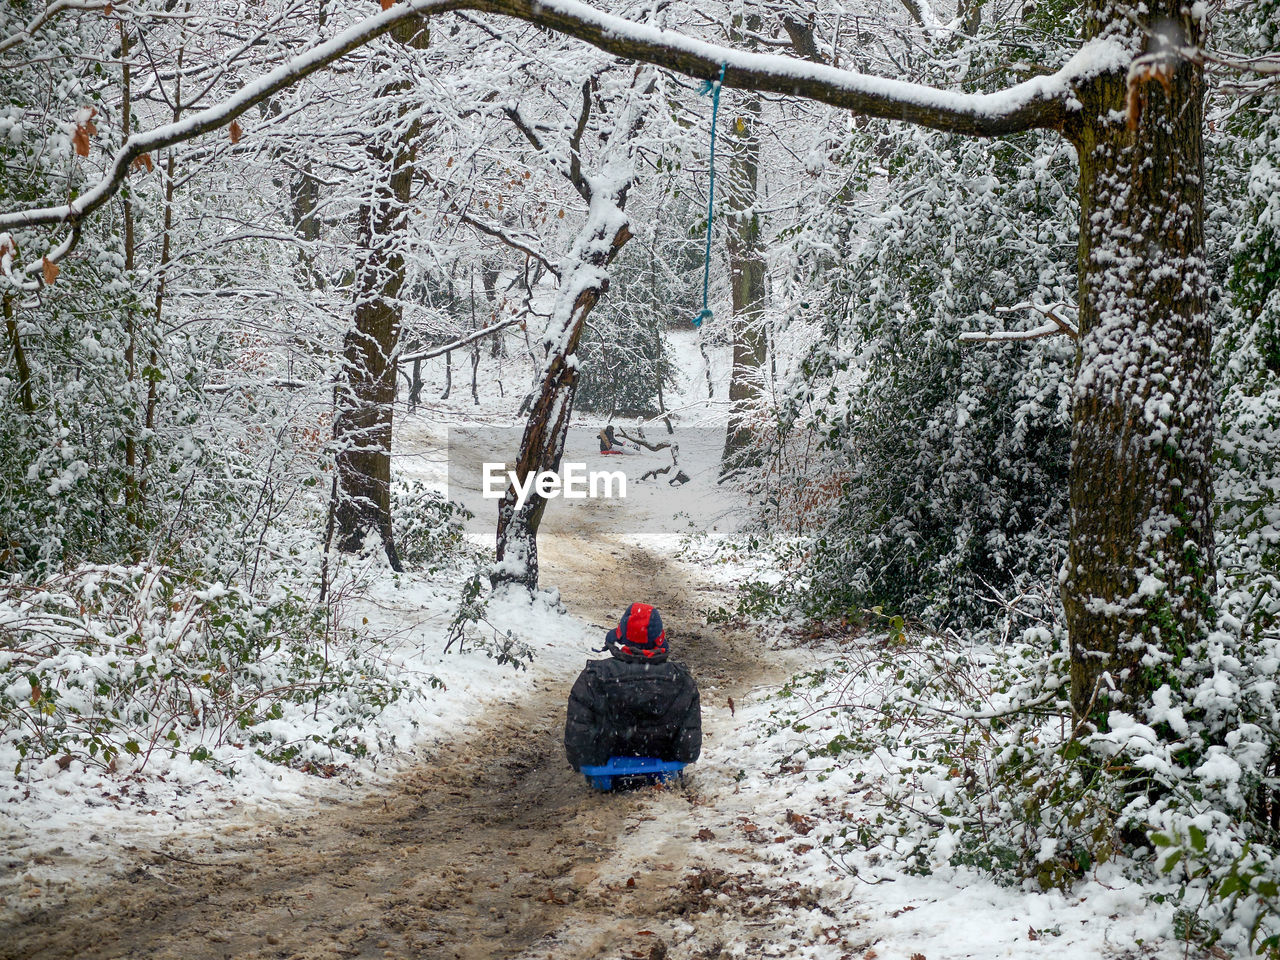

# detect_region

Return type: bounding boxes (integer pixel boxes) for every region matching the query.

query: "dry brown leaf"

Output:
[727,695,735,716]
[72,125,91,157]
[104,1,113,13]
[910,954,926,960]
[131,153,154,173]
[229,120,243,144]
[41,257,59,285]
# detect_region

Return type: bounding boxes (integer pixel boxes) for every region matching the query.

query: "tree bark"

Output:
[2,294,34,415]
[333,17,430,569]
[492,243,628,589]
[408,356,423,412]
[721,84,767,470]
[1061,2,1212,719]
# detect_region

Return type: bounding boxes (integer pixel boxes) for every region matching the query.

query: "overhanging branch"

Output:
[959,301,1079,343]
[0,0,1120,259]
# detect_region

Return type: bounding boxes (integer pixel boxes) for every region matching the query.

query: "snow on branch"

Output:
[473,0,1118,135]
[897,0,949,40]
[0,1,443,238]
[0,0,110,57]
[959,302,1078,343]
[0,0,1129,279]
[398,315,526,364]
[424,170,560,277]
[1174,41,1280,95]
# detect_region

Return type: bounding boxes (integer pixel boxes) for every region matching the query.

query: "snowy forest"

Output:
[2,0,1280,957]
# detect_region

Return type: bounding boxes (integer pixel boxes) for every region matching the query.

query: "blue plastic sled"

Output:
[580,756,687,791]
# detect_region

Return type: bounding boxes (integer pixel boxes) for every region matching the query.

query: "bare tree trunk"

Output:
[408,356,423,412]
[721,19,768,471]
[483,264,505,358]
[469,269,481,404]
[492,241,629,589]
[654,326,673,435]
[142,4,188,489]
[120,25,141,532]
[3,294,34,415]
[290,161,325,290]
[470,343,480,404]
[1061,2,1212,720]
[333,18,430,569]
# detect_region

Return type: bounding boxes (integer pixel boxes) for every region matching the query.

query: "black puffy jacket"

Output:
[563,651,701,770]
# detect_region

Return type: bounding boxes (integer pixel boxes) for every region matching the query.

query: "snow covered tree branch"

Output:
[959,302,1079,342]
[0,0,1116,280]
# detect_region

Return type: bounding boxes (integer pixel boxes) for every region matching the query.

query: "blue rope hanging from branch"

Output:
[692,62,727,329]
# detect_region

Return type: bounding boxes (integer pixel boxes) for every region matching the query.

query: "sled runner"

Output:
[579,756,686,791]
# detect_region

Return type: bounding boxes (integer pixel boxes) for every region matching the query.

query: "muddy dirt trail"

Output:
[2,527,787,960]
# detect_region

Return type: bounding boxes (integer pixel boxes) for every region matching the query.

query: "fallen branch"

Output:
[615,427,673,453]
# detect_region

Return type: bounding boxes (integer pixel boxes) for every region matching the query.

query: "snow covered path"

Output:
[0,530,805,960]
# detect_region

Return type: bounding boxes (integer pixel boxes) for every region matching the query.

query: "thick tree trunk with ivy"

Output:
[333,18,429,569]
[1060,2,1213,719]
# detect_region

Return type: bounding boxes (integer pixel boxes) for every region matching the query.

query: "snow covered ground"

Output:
[0,568,597,903]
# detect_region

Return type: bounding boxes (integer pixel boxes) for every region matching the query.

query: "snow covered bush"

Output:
[759,119,1077,629]
[0,564,404,778]
[762,611,1280,955]
[391,479,472,574]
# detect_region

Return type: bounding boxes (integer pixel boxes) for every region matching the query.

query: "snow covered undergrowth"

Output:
[0,568,598,909]
[707,655,1182,958]
[590,625,1191,960]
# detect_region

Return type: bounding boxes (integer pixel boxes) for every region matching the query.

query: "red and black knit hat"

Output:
[605,602,668,660]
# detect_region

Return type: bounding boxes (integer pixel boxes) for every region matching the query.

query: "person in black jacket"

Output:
[564,602,701,771]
